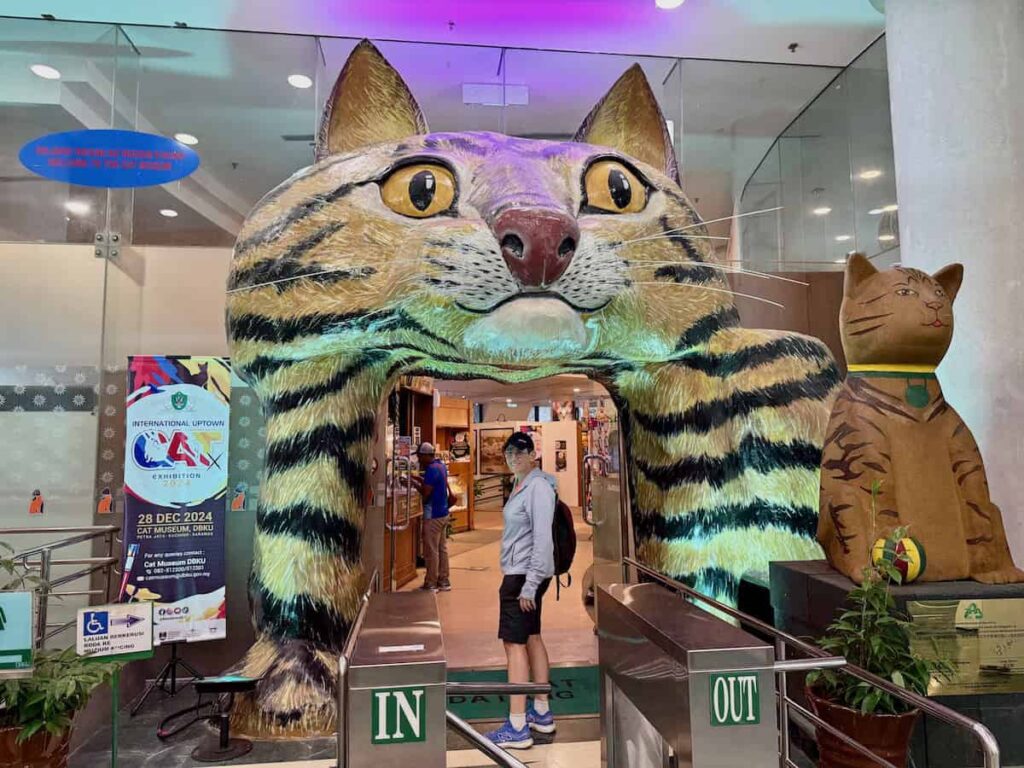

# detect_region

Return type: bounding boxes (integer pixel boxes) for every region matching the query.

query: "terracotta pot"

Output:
[806,687,919,768]
[0,725,71,768]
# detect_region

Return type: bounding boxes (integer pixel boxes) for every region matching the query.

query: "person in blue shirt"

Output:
[411,442,451,592]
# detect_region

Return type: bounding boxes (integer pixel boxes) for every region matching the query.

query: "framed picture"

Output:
[555,440,567,450]
[478,428,513,475]
[555,450,567,472]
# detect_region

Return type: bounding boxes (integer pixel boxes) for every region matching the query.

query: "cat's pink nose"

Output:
[926,301,944,310]
[493,208,579,288]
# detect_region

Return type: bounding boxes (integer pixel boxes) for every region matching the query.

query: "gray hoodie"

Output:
[500,468,557,600]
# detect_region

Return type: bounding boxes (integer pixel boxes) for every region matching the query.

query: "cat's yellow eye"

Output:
[583,160,647,214]
[934,288,946,298]
[896,287,917,297]
[381,163,457,218]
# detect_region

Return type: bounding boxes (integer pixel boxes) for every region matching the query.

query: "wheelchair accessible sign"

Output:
[77,603,154,662]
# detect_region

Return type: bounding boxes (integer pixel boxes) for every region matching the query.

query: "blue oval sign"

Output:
[19,129,200,188]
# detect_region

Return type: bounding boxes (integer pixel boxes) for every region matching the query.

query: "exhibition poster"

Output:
[121,355,230,645]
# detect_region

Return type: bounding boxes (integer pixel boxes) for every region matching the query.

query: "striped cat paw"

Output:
[229,634,338,737]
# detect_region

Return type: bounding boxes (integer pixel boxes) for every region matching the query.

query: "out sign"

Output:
[372,687,426,744]
[709,672,761,726]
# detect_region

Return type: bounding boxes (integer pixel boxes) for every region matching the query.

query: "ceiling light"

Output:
[835,235,852,242]
[883,204,899,212]
[287,74,313,89]
[507,403,518,408]
[812,206,832,216]
[878,234,896,242]
[858,169,883,180]
[30,64,61,80]
[174,132,198,146]
[655,0,685,8]
[868,208,884,215]
[64,200,90,215]
[834,258,847,264]
[159,209,179,218]
[572,387,581,393]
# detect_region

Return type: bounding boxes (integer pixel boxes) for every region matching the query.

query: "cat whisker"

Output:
[631,281,785,309]
[617,206,784,246]
[228,261,434,294]
[626,260,809,287]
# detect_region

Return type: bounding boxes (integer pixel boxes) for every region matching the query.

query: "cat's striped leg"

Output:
[231,352,393,736]
[615,329,839,609]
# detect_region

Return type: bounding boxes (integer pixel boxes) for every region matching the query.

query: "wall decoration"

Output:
[552,400,574,421]
[478,428,513,475]
[555,450,568,472]
[28,489,43,515]
[224,40,840,734]
[556,440,567,450]
[121,355,231,645]
[818,255,1023,584]
[96,487,113,515]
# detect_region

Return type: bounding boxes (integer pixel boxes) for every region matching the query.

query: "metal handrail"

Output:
[623,557,1000,768]
[446,682,551,697]
[4,525,119,650]
[445,711,529,768]
[336,569,378,768]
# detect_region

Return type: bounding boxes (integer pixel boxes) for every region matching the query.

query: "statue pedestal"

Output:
[770,560,1024,768]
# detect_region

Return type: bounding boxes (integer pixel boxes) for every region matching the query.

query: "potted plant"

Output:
[0,543,119,768]
[806,517,951,768]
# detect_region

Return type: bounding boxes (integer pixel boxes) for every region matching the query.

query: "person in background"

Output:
[411,442,451,593]
[485,432,557,749]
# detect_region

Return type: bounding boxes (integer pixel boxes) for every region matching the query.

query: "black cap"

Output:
[503,432,534,453]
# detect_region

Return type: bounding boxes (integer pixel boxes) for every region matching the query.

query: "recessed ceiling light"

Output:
[835,235,852,242]
[812,206,832,216]
[858,169,883,180]
[834,258,847,264]
[64,200,90,215]
[868,208,884,215]
[30,64,61,80]
[508,403,518,408]
[572,387,581,393]
[174,132,198,146]
[655,0,685,8]
[159,209,179,218]
[878,234,896,242]
[287,74,313,89]
[883,204,899,212]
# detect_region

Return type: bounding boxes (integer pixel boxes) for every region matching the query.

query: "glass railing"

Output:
[738,35,899,272]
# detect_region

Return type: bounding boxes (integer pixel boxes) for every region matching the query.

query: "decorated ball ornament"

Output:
[871,536,927,583]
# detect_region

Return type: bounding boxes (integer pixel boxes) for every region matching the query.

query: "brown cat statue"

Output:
[818,253,1024,584]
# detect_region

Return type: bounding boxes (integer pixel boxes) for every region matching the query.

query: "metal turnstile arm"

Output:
[446,682,551,697]
[446,710,529,768]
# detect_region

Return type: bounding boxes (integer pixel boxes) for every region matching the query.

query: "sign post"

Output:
[0,591,33,680]
[77,602,154,768]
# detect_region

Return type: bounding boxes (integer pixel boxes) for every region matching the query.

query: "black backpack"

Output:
[552,496,576,599]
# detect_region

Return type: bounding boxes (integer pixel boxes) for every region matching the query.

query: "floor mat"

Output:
[447,665,600,721]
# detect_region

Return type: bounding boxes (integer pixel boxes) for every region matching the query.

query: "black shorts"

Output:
[498,574,552,645]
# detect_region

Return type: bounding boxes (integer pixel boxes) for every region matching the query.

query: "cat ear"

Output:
[844,252,878,297]
[574,65,679,184]
[316,39,428,161]
[933,263,964,302]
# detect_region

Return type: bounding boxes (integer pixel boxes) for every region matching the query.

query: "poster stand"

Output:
[129,642,203,716]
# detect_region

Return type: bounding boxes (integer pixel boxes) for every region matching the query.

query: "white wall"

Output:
[472,419,581,507]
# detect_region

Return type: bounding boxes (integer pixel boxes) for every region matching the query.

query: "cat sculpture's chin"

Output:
[462,296,589,361]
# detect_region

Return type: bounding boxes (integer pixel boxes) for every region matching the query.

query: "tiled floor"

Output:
[229,739,601,768]
[401,502,598,670]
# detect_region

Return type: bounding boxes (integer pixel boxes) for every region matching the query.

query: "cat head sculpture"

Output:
[841,253,963,366]
[226,40,735,386]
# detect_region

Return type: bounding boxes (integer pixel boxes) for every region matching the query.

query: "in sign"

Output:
[709,672,760,727]
[372,686,426,744]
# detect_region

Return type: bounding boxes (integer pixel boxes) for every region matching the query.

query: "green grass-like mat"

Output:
[447,665,599,721]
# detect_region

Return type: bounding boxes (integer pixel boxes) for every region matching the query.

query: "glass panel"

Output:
[501,49,676,141]
[124,27,321,247]
[319,38,509,135]
[0,18,119,243]
[737,36,897,272]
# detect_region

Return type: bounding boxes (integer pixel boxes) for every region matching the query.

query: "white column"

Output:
[886,1,1024,559]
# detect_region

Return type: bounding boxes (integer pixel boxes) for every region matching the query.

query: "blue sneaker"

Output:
[484,719,533,749]
[527,700,556,733]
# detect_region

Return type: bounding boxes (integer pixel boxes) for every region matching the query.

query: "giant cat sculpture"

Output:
[226,40,840,734]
